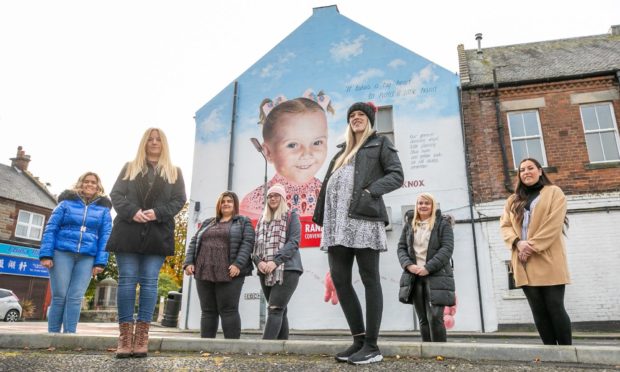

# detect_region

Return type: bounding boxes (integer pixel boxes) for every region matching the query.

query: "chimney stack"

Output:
[475,33,483,54]
[610,25,620,36]
[10,146,31,171]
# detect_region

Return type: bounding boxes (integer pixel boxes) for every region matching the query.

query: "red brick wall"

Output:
[462,76,620,203]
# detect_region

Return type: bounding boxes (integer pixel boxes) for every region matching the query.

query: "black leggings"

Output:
[259,271,301,340]
[522,284,572,345]
[328,245,382,347]
[412,276,446,342]
[195,276,245,339]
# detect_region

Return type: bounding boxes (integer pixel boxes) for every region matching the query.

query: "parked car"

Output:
[0,288,22,322]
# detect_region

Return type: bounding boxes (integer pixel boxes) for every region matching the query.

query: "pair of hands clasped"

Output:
[133,209,157,223]
[257,261,278,275]
[406,264,429,277]
[516,240,536,263]
[184,264,241,278]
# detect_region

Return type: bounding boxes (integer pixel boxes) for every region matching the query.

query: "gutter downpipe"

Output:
[185,81,240,330]
[228,81,239,190]
[493,68,514,193]
[458,86,486,332]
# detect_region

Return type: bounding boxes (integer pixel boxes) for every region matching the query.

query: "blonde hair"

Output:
[261,197,289,223]
[412,192,437,232]
[124,128,178,183]
[73,171,105,198]
[332,117,374,172]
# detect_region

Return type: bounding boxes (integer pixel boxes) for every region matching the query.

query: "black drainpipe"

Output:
[493,68,514,193]
[615,70,620,94]
[185,81,240,330]
[458,86,486,332]
[227,81,239,190]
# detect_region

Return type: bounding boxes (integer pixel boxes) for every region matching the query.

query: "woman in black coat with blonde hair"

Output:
[397,192,455,342]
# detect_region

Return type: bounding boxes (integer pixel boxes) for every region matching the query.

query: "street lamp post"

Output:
[250,137,268,330]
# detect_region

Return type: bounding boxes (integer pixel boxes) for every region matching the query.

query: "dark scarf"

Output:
[523,180,544,211]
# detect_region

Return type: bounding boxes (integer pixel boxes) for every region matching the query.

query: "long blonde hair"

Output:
[261,198,289,223]
[332,117,374,172]
[72,171,106,198]
[123,127,178,183]
[412,193,437,232]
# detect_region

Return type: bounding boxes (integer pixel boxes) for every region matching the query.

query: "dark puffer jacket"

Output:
[184,215,255,277]
[39,190,112,267]
[313,132,403,226]
[397,209,455,306]
[106,163,186,256]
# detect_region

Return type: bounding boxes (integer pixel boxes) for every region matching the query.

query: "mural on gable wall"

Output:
[184,7,478,331]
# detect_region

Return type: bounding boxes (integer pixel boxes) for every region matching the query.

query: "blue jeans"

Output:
[48,250,95,333]
[116,253,165,323]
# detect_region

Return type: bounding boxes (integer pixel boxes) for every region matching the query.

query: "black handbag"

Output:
[398,271,414,304]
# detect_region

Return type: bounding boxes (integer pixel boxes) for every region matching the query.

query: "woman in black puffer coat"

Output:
[183,191,255,339]
[397,192,454,342]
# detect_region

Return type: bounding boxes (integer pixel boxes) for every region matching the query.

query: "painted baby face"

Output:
[263,110,328,185]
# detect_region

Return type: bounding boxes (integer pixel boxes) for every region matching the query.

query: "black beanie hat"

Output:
[347,102,376,127]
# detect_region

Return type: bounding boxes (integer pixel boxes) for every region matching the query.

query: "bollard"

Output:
[161,291,182,327]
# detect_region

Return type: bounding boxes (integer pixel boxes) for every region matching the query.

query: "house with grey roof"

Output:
[0,146,56,320]
[458,25,620,330]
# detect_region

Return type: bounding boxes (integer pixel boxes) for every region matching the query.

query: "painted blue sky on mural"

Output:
[195,6,458,144]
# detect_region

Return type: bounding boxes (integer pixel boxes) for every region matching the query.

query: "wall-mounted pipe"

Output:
[493,68,514,194]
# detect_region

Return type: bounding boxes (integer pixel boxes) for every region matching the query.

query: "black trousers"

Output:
[194,276,245,339]
[259,270,301,340]
[522,284,572,345]
[328,245,382,347]
[412,276,446,342]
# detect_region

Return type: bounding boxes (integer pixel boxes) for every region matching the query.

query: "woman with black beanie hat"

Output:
[313,101,403,364]
[500,157,572,345]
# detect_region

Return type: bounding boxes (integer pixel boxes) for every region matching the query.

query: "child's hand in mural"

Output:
[324,271,339,305]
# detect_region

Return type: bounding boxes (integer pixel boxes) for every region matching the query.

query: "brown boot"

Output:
[115,322,133,358]
[133,321,150,358]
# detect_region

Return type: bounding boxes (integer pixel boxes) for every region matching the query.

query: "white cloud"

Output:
[388,58,406,69]
[197,106,226,142]
[347,68,384,86]
[257,51,296,79]
[330,35,367,62]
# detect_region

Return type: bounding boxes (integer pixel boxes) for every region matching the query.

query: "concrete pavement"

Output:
[0,322,618,366]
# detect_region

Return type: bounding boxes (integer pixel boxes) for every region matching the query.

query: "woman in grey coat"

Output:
[397,192,455,342]
[252,183,302,340]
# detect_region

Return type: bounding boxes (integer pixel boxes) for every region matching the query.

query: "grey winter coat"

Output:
[313,133,404,226]
[252,211,303,273]
[184,215,255,277]
[397,209,455,306]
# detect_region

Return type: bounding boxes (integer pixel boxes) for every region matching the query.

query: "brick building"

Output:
[0,147,56,319]
[458,26,620,329]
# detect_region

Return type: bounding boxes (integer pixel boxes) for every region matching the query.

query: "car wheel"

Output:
[4,309,20,322]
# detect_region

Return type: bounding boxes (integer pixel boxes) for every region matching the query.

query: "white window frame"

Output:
[507,110,548,169]
[579,102,620,163]
[15,210,45,241]
[376,105,394,144]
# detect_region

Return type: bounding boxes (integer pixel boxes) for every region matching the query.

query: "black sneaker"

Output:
[334,343,363,362]
[347,349,383,365]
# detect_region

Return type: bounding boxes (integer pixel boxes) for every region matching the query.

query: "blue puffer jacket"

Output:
[39,190,112,267]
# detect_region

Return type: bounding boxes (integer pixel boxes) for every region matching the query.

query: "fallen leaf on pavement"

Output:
[106,348,116,352]
[436,355,445,361]
[201,352,211,357]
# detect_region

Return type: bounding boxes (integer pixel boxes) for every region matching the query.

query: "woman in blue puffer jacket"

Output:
[39,172,112,333]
